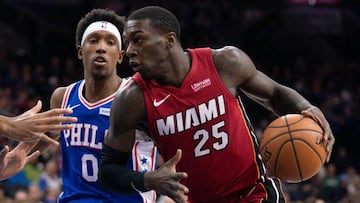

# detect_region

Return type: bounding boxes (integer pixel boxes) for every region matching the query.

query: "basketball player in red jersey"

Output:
[99,6,335,203]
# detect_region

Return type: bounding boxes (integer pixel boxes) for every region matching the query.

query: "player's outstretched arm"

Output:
[0,142,40,180]
[0,100,77,145]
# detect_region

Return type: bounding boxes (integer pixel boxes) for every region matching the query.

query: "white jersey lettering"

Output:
[64,123,103,149]
[156,95,225,136]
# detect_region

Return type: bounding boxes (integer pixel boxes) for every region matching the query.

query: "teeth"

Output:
[95,58,105,62]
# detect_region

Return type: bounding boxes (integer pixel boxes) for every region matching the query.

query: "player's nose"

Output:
[126,42,137,58]
[96,40,107,53]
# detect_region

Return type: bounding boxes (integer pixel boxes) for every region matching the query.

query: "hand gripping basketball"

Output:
[259,114,327,183]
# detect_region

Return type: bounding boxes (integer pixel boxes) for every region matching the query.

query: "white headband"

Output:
[80,21,122,50]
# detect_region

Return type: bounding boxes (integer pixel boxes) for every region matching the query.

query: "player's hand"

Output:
[144,149,189,203]
[4,100,77,145]
[302,106,335,162]
[0,141,40,180]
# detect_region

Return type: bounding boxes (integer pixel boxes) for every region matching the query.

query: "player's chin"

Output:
[138,71,152,81]
[92,71,108,80]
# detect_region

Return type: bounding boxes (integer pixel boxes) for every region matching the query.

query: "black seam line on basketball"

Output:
[284,138,325,164]
[273,142,281,178]
[268,116,307,128]
[266,127,322,134]
[274,140,289,178]
[277,139,324,182]
[262,129,323,147]
[285,115,303,181]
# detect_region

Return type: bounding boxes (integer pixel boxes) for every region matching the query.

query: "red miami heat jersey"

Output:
[133,48,267,202]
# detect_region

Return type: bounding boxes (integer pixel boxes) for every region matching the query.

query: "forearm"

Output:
[0,115,9,135]
[99,144,146,194]
[268,85,313,115]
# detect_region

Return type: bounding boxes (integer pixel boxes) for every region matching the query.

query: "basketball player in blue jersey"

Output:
[47,9,158,203]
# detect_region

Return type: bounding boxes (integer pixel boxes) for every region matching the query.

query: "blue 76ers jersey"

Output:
[58,79,157,203]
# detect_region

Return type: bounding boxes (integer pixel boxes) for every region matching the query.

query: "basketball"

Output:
[259,114,327,183]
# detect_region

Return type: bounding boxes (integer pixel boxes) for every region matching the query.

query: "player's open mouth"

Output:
[94,56,107,65]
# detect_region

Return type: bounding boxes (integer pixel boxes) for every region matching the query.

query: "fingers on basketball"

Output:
[259,114,327,183]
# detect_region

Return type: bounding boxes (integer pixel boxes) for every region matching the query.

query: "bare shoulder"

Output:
[50,86,67,109]
[211,46,248,64]
[51,86,67,98]
[211,46,255,72]
[210,46,257,88]
[212,46,242,56]
[115,79,143,103]
[112,79,146,123]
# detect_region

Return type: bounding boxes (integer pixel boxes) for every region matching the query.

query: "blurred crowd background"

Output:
[0,0,359,202]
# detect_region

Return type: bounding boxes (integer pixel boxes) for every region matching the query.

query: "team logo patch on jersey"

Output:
[191,78,211,92]
[99,107,110,116]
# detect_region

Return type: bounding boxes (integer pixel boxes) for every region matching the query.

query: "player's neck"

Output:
[83,76,122,102]
[156,51,191,87]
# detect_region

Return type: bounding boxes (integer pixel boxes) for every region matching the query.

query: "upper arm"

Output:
[105,80,146,153]
[50,87,66,109]
[212,46,277,101]
[212,46,311,114]
[48,87,66,139]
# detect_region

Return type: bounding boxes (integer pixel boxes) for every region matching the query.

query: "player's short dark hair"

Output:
[128,6,181,42]
[75,8,125,48]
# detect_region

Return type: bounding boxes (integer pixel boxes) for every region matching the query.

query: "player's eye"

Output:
[107,39,116,46]
[133,38,142,44]
[88,38,97,44]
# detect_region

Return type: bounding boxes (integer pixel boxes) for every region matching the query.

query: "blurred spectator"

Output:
[38,160,61,194]
[319,163,341,202]
[304,197,326,203]
[347,177,360,203]
[6,170,31,196]
[334,146,353,175]
[28,183,43,203]
[0,182,11,202]
[13,188,28,201]
[339,165,360,202]
[43,188,60,203]
[23,157,42,183]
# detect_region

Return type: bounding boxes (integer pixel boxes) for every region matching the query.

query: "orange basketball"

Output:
[259,114,327,183]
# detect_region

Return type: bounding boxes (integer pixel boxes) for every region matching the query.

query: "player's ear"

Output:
[166,32,176,49]
[77,45,83,60]
[117,50,125,64]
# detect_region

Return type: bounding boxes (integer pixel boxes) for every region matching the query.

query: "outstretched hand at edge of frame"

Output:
[0,100,77,145]
[0,142,40,180]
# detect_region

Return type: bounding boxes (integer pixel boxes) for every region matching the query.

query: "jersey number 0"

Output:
[81,154,98,182]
